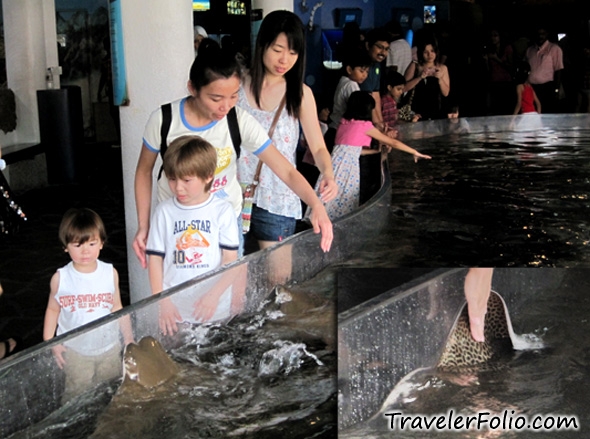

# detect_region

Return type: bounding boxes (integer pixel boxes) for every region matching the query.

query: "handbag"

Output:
[398,88,416,122]
[241,94,286,234]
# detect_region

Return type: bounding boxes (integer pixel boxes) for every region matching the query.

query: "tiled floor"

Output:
[0,143,128,354]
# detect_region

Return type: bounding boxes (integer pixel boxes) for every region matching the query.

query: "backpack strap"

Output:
[157,102,172,180]
[227,106,241,158]
[160,102,172,158]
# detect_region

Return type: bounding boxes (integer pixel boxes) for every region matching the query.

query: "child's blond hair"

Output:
[163,135,217,192]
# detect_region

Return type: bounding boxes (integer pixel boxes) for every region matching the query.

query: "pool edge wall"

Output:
[0,157,391,437]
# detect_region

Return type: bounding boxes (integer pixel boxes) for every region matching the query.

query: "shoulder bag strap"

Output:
[408,88,415,105]
[253,94,286,183]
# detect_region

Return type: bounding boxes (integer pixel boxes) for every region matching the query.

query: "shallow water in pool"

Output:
[379,128,590,267]
[6,270,337,439]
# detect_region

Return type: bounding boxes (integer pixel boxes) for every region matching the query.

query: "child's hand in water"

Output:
[51,344,67,369]
[192,292,221,323]
[159,298,181,336]
[413,151,432,162]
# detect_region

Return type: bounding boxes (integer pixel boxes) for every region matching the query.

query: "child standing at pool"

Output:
[381,70,408,126]
[146,135,240,335]
[43,208,134,401]
[325,48,373,151]
[513,62,541,115]
[311,91,431,220]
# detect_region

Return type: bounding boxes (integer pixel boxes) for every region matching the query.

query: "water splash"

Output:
[258,341,324,377]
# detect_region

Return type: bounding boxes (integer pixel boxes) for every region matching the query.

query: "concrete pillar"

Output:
[41,0,60,89]
[118,0,193,303]
[1,0,51,145]
[252,0,294,16]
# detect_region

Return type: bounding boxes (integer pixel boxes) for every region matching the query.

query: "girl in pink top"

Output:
[310,91,431,220]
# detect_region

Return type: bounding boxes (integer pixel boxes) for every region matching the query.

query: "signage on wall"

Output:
[193,1,211,11]
[109,0,129,106]
[333,8,363,28]
[227,1,246,15]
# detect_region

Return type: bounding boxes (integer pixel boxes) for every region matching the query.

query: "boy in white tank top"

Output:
[43,208,134,402]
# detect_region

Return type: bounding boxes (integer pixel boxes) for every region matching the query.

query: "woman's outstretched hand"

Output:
[308,203,333,252]
[132,228,149,268]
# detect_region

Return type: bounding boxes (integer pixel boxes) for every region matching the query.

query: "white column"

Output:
[252,0,294,16]
[41,0,60,89]
[2,0,49,145]
[118,0,194,303]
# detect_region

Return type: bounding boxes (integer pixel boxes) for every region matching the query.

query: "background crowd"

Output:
[317,18,590,123]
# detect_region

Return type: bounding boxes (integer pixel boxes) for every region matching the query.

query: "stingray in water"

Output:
[89,318,332,438]
[121,336,179,389]
[374,291,544,413]
[89,336,216,439]
[437,291,514,370]
[263,285,336,351]
[437,290,543,370]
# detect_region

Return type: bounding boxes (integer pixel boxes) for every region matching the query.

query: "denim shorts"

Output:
[249,205,296,242]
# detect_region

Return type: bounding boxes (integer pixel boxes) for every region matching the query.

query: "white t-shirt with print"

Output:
[142,97,272,216]
[146,194,239,289]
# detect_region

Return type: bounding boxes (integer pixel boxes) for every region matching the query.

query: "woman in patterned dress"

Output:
[237,10,338,251]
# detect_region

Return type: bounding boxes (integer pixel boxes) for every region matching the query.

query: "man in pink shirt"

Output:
[525,26,564,113]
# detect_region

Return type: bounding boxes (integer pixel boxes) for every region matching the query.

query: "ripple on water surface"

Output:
[383,128,590,267]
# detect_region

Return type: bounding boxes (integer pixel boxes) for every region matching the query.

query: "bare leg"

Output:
[257,240,274,250]
[464,268,494,342]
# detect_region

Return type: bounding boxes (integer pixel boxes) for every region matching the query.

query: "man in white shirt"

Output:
[525,26,564,113]
[385,20,412,77]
